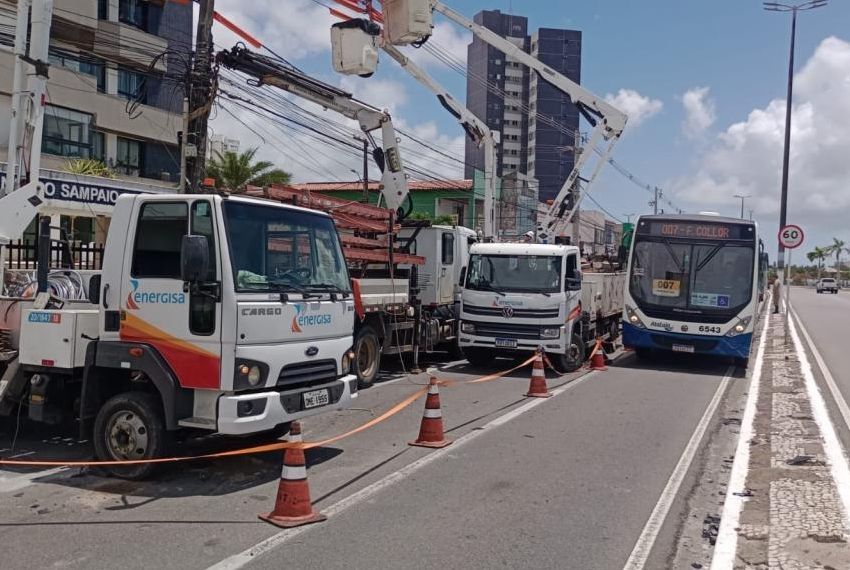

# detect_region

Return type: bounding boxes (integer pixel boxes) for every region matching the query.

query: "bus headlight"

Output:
[540,327,560,339]
[625,306,646,329]
[726,316,752,337]
[461,321,476,334]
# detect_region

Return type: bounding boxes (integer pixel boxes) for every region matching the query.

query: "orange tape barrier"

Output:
[0,353,544,469]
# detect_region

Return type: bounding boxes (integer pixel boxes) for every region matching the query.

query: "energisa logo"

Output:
[291,303,332,333]
[126,279,186,310]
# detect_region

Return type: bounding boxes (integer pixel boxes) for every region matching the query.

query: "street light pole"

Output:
[764,0,827,269]
[733,193,751,219]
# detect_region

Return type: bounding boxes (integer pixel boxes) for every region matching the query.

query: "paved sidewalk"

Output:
[734,312,850,569]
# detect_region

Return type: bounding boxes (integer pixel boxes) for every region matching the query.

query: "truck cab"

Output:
[2,194,358,477]
[459,243,586,372]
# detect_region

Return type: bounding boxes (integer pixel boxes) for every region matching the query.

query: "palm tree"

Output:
[205,148,291,193]
[829,237,846,279]
[806,246,828,281]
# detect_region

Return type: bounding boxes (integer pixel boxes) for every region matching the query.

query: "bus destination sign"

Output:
[640,221,752,240]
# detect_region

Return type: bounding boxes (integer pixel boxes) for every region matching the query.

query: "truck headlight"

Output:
[726,316,752,337]
[625,306,646,329]
[540,327,560,339]
[461,321,476,334]
[235,360,268,390]
[341,350,355,373]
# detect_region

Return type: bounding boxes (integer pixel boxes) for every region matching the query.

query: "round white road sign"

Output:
[778,224,804,249]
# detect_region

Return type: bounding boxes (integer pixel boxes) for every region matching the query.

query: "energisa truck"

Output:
[458,242,624,371]
[0,192,358,478]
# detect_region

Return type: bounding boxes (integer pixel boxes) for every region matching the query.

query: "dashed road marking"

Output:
[206,372,597,570]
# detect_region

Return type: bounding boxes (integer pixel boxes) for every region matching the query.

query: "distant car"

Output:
[816,278,839,294]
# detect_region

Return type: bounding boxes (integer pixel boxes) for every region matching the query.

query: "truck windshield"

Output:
[223,201,351,293]
[466,254,562,294]
[629,238,754,315]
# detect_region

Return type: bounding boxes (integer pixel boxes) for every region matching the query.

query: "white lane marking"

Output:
[0,467,67,494]
[207,372,597,570]
[623,366,735,570]
[710,308,770,570]
[788,308,850,527]
[789,304,850,434]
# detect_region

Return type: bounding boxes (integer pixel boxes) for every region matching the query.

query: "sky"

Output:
[206,0,850,256]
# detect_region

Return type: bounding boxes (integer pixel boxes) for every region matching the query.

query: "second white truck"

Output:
[459,242,624,371]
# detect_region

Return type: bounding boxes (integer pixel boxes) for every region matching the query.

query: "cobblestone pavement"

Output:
[734,312,850,569]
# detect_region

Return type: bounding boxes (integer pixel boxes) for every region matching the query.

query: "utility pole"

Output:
[764,0,827,269]
[356,136,369,203]
[652,186,661,214]
[4,0,32,197]
[734,193,751,218]
[187,0,215,192]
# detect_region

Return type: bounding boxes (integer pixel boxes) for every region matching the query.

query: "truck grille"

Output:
[277,359,337,388]
[467,320,542,340]
[463,304,560,319]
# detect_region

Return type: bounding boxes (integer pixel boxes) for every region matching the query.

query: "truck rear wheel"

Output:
[551,333,586,373]
[354,326,381,389]
[93,392,169,480]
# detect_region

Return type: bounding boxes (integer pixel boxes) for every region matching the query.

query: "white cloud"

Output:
[603,89,663,127]
[212,0,334,60]
[339,76,409,116]
[400,21,470,69]
[681,86,716,139]
[671,37,850,245]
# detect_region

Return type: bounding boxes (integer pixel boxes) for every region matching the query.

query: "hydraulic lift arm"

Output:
[425,1,629,242]
[380,43,498,239]
[216,45,410,212]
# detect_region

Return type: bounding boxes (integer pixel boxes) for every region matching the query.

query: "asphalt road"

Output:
[0,350,738,570]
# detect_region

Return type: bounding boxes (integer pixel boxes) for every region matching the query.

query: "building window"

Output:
[91,131,105,161]
[119,0,149,29]
[118,67,147,103]
[42,105,94,158]
[117,137,143,176]
[98,0,108,19]
[49,50,106,92]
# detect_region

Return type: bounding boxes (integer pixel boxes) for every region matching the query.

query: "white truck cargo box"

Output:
[580,272,626,322]
[19,309,99,369]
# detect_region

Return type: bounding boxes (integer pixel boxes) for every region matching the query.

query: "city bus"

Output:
[622,214,765,365]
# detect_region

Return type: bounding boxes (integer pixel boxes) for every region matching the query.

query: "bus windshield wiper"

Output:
[695,243,724,272]
[661,239,684,273]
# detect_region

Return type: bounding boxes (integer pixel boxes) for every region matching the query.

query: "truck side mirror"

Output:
[88,274,101,305]
[181,235,209,282]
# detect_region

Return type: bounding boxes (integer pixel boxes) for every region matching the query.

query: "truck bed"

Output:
[358,278,410,310]
[581,272,626,321]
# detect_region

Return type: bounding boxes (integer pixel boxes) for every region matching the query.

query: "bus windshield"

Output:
[629,238,754,315]
[466,254,563,294]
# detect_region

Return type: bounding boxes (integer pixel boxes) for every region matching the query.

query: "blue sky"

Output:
[211,0,850,252]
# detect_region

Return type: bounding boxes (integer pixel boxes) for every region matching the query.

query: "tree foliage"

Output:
[206,148,291,192]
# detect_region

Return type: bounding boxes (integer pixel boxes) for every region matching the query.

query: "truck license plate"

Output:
[495,338,517,348]
[672,344,695,354]
[302,388,330,409]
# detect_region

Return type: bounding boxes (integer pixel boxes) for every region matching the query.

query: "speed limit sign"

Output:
[779,224,804,249]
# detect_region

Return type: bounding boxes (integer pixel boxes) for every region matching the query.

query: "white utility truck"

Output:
[0,192,359,478]
[459,242,624,371]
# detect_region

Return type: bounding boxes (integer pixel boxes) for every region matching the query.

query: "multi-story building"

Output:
[0,0,191,244]
[464,10,581,207]
[208,134,240,159]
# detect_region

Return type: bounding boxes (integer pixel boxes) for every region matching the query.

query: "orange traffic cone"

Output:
[410,377,452,448]
[588,339,608,371]
[259,422,327,528]
[526,350,552,398]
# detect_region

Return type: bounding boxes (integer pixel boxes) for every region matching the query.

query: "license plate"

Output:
[302,388,330,409]
[672,344,695,353]
[495,338,517,348]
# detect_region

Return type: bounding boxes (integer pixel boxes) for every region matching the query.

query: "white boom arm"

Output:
[380,43,498,239]
[429,1,629,242]
[216,46,410,212]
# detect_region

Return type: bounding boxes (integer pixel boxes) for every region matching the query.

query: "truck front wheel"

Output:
[551,333,586,373]
[93,392,169,480]
[354,326,381,389]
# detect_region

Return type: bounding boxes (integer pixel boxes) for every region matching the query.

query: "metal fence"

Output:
[5,240,104,270]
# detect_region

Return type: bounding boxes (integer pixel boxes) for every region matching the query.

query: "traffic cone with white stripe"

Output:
[259,422,327,528]
[526,349,552,398]
[409,377,452,448]
[588,339,608,371]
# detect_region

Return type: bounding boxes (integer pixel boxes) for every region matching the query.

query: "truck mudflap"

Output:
[217,374,358,435]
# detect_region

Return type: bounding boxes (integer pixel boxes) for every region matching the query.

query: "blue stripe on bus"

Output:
[622,322,752,359]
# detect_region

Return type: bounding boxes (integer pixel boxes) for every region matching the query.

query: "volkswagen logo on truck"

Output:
[502,306,514,319]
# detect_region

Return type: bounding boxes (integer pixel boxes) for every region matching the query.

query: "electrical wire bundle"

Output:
[4,271,87,301]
